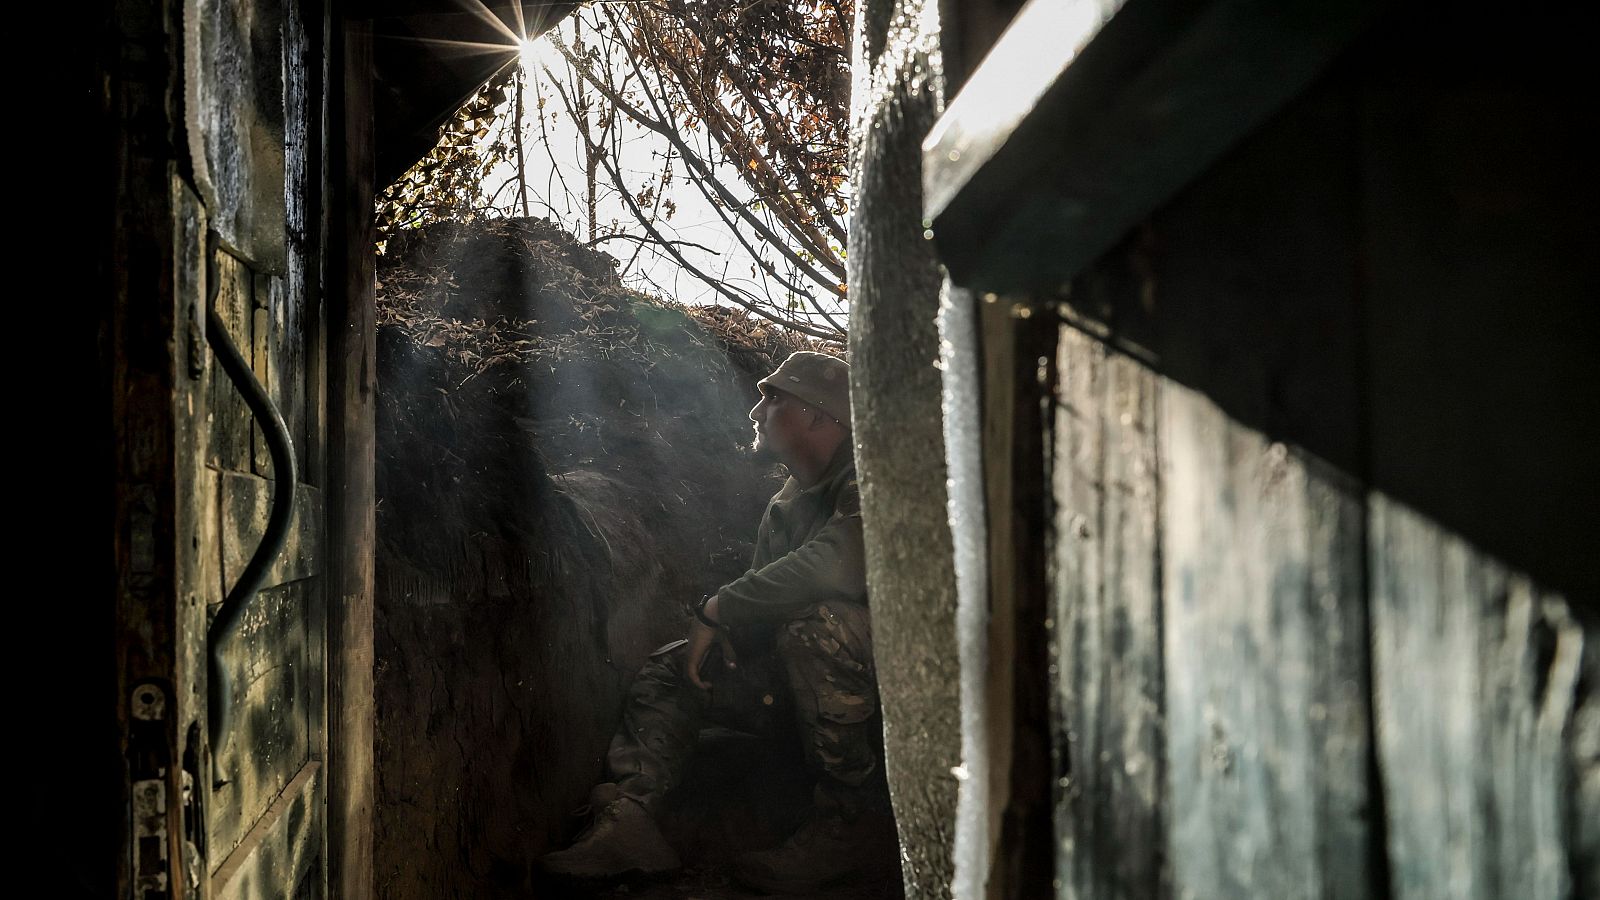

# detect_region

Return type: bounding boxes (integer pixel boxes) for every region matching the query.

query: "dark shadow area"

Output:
[548,727,901,900]
[1062,4,1597,605]
[372,2,578,186]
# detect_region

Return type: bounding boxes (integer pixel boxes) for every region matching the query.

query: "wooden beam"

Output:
[976,296,1058,897]
[923,0,1378,292]
[327,11,377,900]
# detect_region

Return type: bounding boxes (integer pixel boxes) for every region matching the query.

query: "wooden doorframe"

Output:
[325,9,377,900]
[974,294,1059,898]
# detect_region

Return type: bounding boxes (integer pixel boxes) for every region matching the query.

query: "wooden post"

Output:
[327,11,376,900]
[978,295,1057,897]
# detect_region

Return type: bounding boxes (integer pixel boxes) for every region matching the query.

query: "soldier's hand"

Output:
[686,621,718,690]
[686,598,737,690]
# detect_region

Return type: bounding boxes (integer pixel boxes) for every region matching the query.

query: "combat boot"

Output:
[732,810,894,894]
[539,783,681,881]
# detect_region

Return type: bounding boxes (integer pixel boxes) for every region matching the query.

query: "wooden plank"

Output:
[1051,326,1166,899]
[253,272,308,485]
[209,580,315,862]
[185,0,288,270]
[254,280,275,479]
[288,0,326,492]
[327,17,378,900]
[107,7,185,895]
[973,294,1018,900]
[174,176,216,734]
[288,3,329,892]
[924,0,1376,292]
[212,762,323,900]
[275,270,310,482]
[281,3,311,468]
[1573,645,1600,900]
[972,296,1056,897]
[1052,325,1109,897]
[1370,497,1589,900]
[211,250,255,473]
[218,474,324,594]
[1160,381,1371,899]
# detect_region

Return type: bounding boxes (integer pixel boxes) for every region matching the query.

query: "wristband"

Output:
[695,594,729,631]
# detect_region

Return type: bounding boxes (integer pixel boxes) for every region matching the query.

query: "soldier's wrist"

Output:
[695,594,729,631]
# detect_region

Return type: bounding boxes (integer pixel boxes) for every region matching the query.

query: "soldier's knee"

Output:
[778,603,872,660]
[632,642,689,690]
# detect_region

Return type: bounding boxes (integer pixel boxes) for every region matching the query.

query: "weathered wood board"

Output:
[1051,327,1166,899]
[327,20,378,899]
[264,274,310,481]
[212,762,323,900]
[218,474,323,594]
[1160,380,1371,899]
[114,0,335,894]
[175,176,217,740]
[209,579,314,862]
[1370,497,1591,900]
[211,250,255,474]
[253,277,274,480]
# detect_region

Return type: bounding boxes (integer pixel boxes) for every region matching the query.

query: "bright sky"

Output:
[473,16,848,325]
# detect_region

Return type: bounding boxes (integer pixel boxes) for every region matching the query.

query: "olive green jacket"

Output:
[714,443,867,626]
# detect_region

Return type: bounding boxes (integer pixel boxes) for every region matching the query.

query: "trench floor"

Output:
[550,730,904,899]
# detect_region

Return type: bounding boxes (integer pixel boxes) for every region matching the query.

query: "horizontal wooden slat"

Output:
[209,580,314,860]
[220,475,324,593]
[924,0,1375,291]
[212,762,322,900]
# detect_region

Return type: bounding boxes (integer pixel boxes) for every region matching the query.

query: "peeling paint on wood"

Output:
[184,0,288,271]
[176,176,215,736]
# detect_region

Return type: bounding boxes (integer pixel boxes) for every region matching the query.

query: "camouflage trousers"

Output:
[606,601,881,817]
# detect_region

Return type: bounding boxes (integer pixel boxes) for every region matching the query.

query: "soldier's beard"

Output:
[748,426,775,459]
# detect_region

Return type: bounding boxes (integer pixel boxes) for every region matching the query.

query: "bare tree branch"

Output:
[549,72,842,341]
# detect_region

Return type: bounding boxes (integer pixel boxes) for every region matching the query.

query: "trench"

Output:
[369,217,902,898]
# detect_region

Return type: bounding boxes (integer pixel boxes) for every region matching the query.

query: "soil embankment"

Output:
[373,218,823,896]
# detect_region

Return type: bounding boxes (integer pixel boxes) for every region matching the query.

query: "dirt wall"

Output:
[372,218,813,897]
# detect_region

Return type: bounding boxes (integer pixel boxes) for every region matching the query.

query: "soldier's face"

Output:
[749,385,809,459]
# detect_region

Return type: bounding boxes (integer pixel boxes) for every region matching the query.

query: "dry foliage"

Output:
[377,1,854,343]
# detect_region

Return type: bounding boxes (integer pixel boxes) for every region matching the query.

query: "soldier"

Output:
[540,351,891,893]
